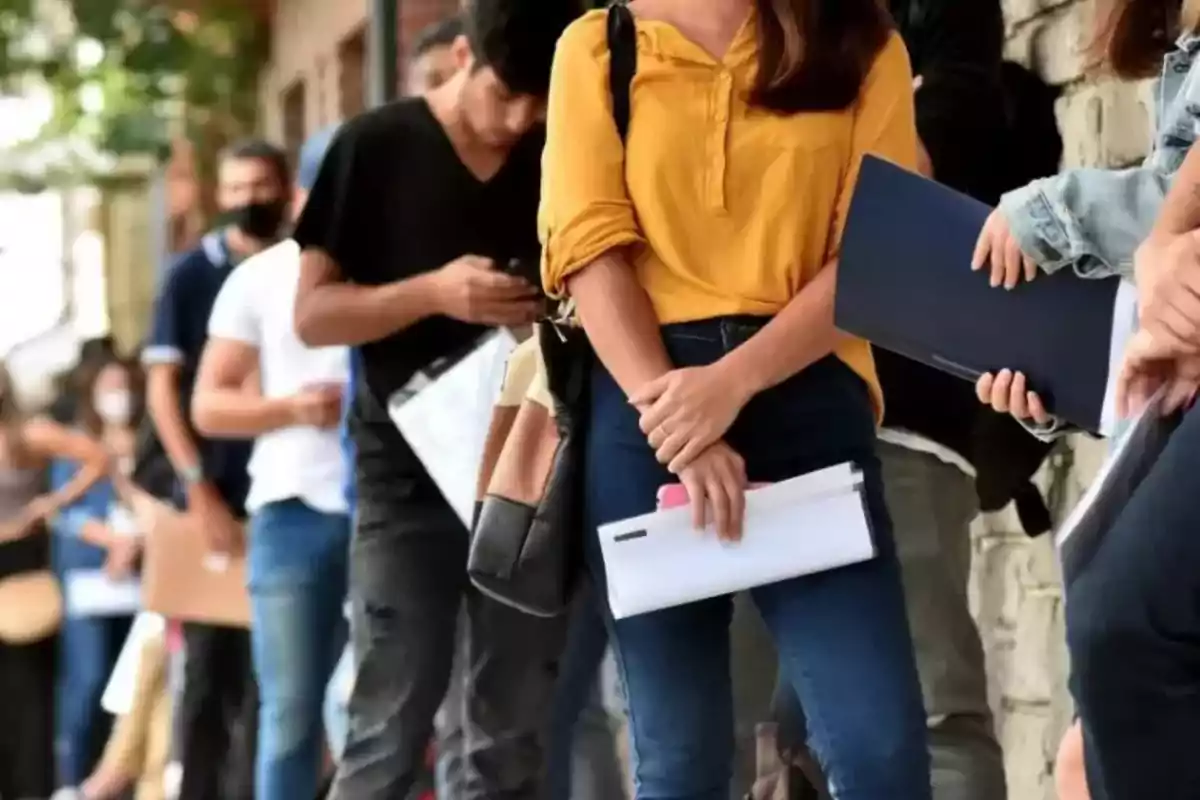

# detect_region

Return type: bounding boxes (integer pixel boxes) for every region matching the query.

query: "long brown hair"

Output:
[1093,0,1200,79]
[750,0,893,113]
[0,362,34,468]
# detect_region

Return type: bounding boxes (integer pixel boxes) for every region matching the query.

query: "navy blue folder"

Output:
[835,155,1122,434]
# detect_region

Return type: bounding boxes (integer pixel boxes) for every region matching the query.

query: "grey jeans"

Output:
[438,588,626,800]
[330,488,569,800]
[774,440,1007,800]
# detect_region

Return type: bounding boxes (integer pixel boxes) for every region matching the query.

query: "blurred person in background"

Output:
[0,361,108,800]
[143,138,291,800]
[192,125,349,800]
[51,355,145,791]
[405,15,464,95]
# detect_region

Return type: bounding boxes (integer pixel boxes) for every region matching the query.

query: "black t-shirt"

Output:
[292,98,543,499]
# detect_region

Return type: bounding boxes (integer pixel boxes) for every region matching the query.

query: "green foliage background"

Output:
[0,0,268,178]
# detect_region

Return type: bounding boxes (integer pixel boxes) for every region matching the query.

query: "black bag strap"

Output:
[607,1,636,144]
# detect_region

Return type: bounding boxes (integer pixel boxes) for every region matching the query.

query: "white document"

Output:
[598,464,877,619]
[389,329,520,529]
[101,611,165,715]
[1097,279,1140,437]
[65,569,142,617]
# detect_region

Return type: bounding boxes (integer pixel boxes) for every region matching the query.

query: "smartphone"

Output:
[503,258,544,294]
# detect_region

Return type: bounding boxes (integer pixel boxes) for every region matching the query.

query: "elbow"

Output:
[190,393,220,438]
[293,294,331,347]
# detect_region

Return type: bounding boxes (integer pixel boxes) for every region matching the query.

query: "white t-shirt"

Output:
[207,239,350,515]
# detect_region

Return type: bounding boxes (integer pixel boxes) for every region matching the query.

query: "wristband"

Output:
[178,463,204,486]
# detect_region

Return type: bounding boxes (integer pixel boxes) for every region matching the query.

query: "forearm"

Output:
[193,388,294,439]
[294,273,439,347]
[1151,144,1200,236]
[49,467,106,513]
[147,380,202,475]
[567,253,673,398]
[716,265,843,395]
[79,519,118,550]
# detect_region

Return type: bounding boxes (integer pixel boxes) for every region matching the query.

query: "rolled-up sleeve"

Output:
[539,17,645,298]
[999,166,1171,280]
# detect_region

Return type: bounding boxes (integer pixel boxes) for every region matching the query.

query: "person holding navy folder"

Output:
[973,0,1200,436]
[970,3,1200,798]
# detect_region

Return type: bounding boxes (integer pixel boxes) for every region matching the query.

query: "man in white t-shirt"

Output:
[190,126,349,800]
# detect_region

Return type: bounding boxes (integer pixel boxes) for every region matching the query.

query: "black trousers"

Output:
[178,623,257,800]
[1066,402,1200,800]
[0,636,54,798]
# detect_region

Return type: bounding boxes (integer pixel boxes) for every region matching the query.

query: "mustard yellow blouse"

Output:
[539,10,919,412]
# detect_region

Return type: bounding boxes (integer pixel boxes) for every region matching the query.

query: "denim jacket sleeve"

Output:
[998,166,1171,280]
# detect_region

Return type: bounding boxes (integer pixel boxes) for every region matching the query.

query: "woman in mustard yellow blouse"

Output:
[540,1,930,798]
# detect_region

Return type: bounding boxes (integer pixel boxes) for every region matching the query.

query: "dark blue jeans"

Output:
[584,318,931,800]
[1066,402,1200,800]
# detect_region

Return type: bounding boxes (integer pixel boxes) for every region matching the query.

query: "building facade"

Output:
[257,0,460,154]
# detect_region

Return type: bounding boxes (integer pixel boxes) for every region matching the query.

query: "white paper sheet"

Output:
[1098,279,1140,437]
[598,464,876,619]
[389,329,519,528]
[101,611,165,715]
[65,569,142,617]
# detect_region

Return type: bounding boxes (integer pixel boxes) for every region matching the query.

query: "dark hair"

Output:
[751,0,893,114]
[75,356,145,437]
[219,138,291,189]
[1090,0,1193,78]
[413,15,465,58]
[463,0,585,97]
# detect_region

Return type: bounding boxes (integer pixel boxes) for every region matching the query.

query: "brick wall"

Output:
[976,2,1151,797]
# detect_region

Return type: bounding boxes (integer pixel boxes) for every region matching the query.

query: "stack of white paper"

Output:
[65,569,142,617]
[598,463,876,619]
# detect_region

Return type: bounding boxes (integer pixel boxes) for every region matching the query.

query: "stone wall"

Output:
[976,2,1151,796]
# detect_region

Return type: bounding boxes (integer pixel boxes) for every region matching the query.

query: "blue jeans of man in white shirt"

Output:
[248,498,350,799]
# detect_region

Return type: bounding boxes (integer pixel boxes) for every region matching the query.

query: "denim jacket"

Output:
[999,34,1200,440]
[1000,34,1200,281]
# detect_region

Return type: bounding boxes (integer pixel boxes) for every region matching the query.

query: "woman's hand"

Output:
[973,209,1038,290]
[975,369,1053,424]
[676,441,748,542]
[1134,231,1200,355]
[105,537,141,580]
[631,364,751,473]
[25,494,58,523]
[1116,328,1200,418]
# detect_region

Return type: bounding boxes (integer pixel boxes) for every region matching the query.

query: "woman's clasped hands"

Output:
[630,362,751,542]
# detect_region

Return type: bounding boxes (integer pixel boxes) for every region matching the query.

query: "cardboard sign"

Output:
[132,490,250,628]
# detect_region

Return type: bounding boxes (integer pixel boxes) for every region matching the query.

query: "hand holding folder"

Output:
[836,156,1133,435]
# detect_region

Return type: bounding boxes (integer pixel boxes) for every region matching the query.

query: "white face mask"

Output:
[94,391,132,425]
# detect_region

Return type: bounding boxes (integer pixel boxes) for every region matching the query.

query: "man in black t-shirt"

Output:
[292,1,583,796]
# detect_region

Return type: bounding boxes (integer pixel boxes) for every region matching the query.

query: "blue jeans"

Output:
[248,498,350,800]
[584,318,931,800]
[56,612,130,785]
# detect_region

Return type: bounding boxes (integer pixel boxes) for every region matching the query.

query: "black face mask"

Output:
[225,199,288,241]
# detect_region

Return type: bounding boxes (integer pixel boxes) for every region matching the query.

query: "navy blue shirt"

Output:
[143,231,253,515]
